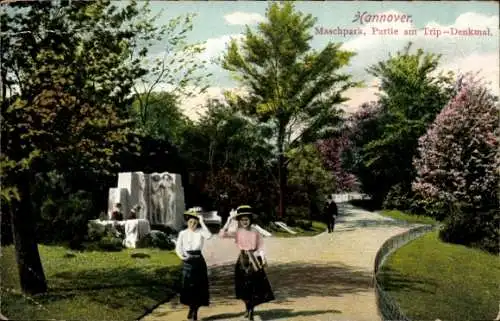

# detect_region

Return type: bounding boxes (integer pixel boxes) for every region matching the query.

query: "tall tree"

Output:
[355,42,455,205]
[221,2,358,217]
[0,0,168,294]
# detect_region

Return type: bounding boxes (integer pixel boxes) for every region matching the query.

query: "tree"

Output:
[131,11,211,134]
[413,75,499,253]
[0,0,168,294]
[183,98,276,213]
[130,91,191,146]
[287,144,335,219]
[354,42,455,205]
[316,134,358,193]
[413,75,499,212]
[221,2,358,217]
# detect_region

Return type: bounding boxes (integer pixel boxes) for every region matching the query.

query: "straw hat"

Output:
[184,207,203,220]
[234,205,256,220]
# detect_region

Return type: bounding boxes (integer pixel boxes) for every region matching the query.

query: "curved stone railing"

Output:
[373,224,437,321]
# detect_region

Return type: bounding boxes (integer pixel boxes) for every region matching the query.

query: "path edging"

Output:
[373,224,438,321]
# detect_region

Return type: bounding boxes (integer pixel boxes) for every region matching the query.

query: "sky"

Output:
[134,1,499,120]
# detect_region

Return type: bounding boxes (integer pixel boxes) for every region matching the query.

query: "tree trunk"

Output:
[11,177,47,295]
[277,124,287,219]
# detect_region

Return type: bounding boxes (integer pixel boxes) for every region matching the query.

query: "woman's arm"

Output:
[218,215,236,238]
[255,232,267,264]
[175,231,188,260]
[198,216,212,239]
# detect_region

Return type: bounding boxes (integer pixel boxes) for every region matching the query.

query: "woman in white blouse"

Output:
[175,207,212,321]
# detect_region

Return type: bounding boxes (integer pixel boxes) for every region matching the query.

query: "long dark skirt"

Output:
[234,251,275,307]
[180,250,210,307]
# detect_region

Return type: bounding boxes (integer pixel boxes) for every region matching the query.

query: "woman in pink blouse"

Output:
[219,205,275,320]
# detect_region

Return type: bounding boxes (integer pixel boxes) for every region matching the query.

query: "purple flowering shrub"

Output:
[316,134,359,193]
[412,75,499,253]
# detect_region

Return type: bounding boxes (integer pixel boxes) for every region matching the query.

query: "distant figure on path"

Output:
[323,195,338,233]
[218,192,230,226]
[175,207,212,321]
[219,205,275,320]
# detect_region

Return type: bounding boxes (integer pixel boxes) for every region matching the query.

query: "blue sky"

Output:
[130,1,499,119]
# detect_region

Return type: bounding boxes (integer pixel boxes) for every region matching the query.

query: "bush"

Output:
[413,75,498,214]
[97,235,124,252]
[87,221,123,242]
[39,190,95,246]
[408,197,447,221]
[84,221,125,252]
[150,224,177,236]
[138,230,175,250]
[439,204,499,254]
[383,183,412,211]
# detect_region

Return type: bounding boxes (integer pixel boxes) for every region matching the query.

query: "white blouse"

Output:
[175,226,212,260]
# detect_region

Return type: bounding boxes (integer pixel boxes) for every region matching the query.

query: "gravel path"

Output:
[142,204,414,321]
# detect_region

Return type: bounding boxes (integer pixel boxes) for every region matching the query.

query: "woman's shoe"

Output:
[187,307,193,320]
[248,309,254,321]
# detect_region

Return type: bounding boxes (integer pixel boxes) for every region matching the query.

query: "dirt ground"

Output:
[141,204,413,321]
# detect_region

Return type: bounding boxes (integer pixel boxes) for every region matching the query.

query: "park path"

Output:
[142,203,415,321]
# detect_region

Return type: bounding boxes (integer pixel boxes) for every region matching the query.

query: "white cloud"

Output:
[198,34,244,63]
[343,79,380,113]
[440,52,500,95]
[224,11,266,25]
[177,86,249,121]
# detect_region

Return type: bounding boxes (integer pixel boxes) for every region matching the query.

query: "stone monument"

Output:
[107,171,185,231]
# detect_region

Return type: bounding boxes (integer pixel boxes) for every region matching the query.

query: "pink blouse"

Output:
[219,227,264,252]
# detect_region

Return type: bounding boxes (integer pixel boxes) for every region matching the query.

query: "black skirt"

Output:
[234,250,275,306]
[180,250,210,307]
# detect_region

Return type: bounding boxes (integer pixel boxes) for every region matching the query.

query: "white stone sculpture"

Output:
[108,171,186,231]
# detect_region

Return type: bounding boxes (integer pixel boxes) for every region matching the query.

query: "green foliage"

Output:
[94,235,124,252]
[382,183,413,211]
[84,222,124,252]
[137,231,175,250]
[221,2,358,216]
[287,144,334,194]
[130,92,191,145]
[182,99,277,213]
[0,0,186,293]
[38,190,95,245]
[287,144,335,218]
[439,204,499,254]
[350,43,455,205]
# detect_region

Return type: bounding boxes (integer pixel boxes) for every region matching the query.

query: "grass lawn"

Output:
[378,231,500,321]
[380,209,439,225]
[271,220,327,238]
[1,245,181,321]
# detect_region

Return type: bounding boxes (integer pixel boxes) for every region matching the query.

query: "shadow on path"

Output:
[203,308,341,321]
[208,262,372,304]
